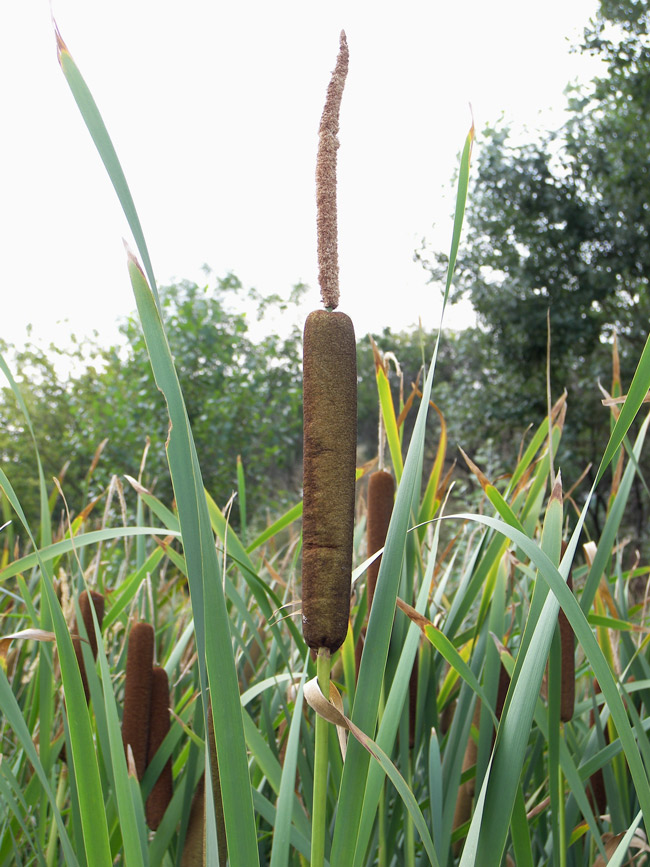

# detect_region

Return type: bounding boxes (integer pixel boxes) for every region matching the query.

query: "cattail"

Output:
[122,621,154,780]
[302,310,357,652]
[366,470,394,611]
[72,589,105,703]
[302,32,356,655]
[145,666,173,830]
[559,569,575,722]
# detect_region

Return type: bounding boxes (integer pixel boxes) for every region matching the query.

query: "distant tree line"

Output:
[3,0,650,555]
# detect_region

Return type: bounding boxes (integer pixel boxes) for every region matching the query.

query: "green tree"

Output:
[416,0,650,542]
[0,275,307,530]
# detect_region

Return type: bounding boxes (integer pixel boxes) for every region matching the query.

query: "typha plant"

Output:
[121,620,154,779]
[301,30,356,867]
[145,666,173,830]
[301,31,356,656]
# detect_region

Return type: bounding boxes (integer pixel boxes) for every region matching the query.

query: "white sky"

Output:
[3,1,605,358]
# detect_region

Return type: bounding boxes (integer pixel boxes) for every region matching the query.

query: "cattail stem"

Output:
[311,649,331,867]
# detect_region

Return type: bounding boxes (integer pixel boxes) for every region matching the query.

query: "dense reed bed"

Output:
[2,21,650,867]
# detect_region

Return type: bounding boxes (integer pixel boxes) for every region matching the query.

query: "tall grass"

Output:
[1,19,650,867]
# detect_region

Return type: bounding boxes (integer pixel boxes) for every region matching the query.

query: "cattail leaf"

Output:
[252,790,317,864]
[506,393,566,498]
[55,23,158,307]
[587,613,644,631]
[0,526,177,582]
[596,332,650,485]
[0,629,56,671]
[423,626,497,730]
[124,476,181,532]
[581,413,650,613]
[126,254,259,865]
[203,490,304,664]
[510,786,535,867]
[269,656,308,867]
[246,501,302,553]
[417,401,447,536]
[101,547,165,632]
[376,365,404,482]
[54,35,258,858]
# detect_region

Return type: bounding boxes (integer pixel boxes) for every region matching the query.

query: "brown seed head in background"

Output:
[121,621,154,780]
[366,470,395,612]
[145,666,173,830]
[73,590,105,703]
[316,31,349,310]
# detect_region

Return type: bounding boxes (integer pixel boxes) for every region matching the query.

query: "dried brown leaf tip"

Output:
[316,31,349,310]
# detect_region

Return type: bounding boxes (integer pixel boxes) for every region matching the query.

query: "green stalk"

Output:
[45,767,68,867]
[312,649,331,867]
[405,753,415,867]
[558,755,567,867]
[378,686,387,867]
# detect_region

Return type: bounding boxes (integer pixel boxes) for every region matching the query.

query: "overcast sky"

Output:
[3,1,605,358]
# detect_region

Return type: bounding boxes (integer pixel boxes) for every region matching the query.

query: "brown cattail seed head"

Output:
[316,31,349,310]
[73,590,105,703]
[122,621,154,780]
[302,309,357,652]
[366,470,395,611]
[145,666,173,830]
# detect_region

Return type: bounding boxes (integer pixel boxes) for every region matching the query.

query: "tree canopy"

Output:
[415,0,650,542]
[422,0,650,373]
[0,275,307,529]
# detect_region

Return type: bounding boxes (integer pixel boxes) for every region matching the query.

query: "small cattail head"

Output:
[366,470,395,611]
[73,589,105,703]
[145,666,173,830]
[121,621,154,780]
[559,567,575,723]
